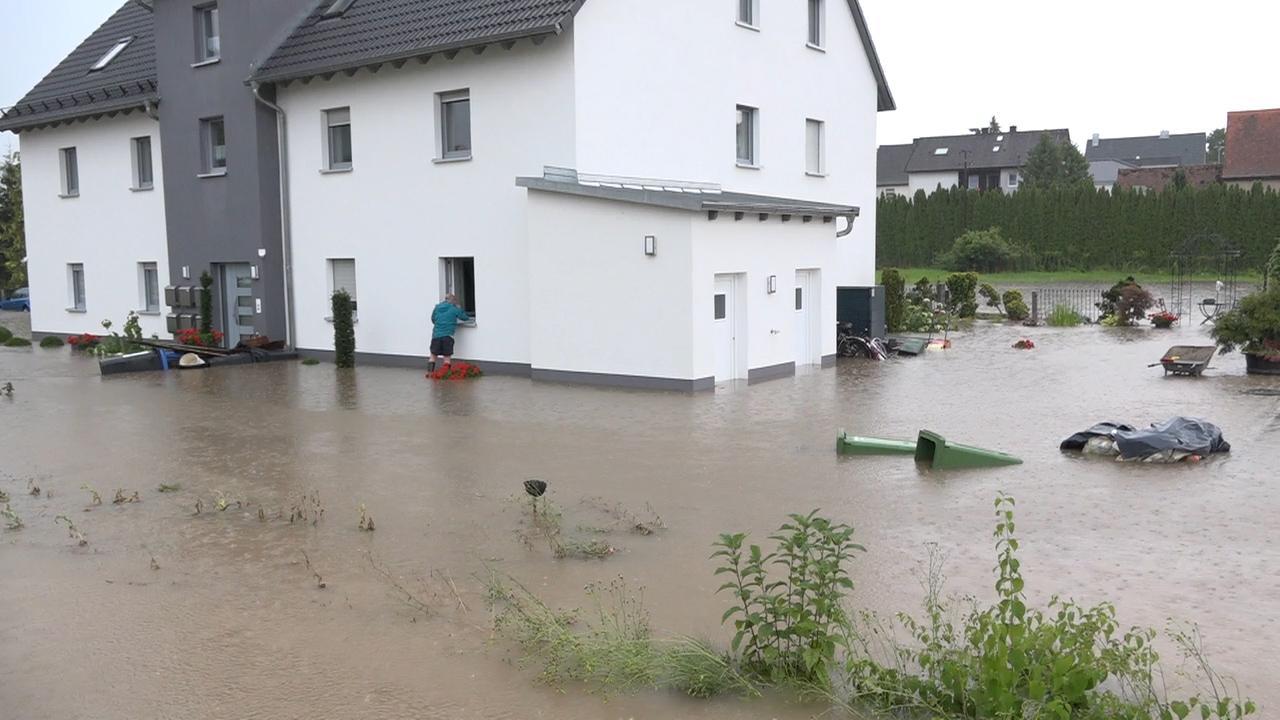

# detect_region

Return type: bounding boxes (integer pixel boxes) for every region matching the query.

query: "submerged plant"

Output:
[2,503,22,529]
[1047,304,1085,327]
[112,489,140,504]
[80,484,102,506]
[357,503,376,532]
[55,515,88,546]
[157,483,181,493]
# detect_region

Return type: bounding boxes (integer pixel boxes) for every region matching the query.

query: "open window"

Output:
[441,257,476,315]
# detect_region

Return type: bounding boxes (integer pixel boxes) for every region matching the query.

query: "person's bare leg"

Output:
[442,355,452,368]
[428,351,437,372]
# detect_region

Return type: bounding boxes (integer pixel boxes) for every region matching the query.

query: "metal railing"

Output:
[1028,288,1102,324]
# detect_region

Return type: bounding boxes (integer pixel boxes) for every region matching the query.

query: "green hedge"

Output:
[877,183,1280,272]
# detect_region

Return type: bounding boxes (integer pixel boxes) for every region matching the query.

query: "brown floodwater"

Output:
[2,311,1278,719]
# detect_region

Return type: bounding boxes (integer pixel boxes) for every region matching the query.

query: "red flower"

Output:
[175,328,224,347]
[427,362,484,381]
[67,333,100,349]
[1012,338,1035,350]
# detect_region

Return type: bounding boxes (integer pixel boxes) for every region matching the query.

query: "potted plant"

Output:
[1211,289,1280,374]
[1150,310,1179,329]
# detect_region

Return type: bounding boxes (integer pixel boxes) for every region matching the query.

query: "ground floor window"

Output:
[441,257,476,315]
[328,258,357,311]
[139,262,159,312]
[68,263,86,310]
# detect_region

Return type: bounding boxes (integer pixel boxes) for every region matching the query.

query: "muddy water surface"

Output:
[2,315,1278,719]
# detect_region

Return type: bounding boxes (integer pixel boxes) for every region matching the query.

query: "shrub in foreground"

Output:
[1002,289,1030,321]
[882,268,906,332]
[4,336,31,347]
[39,336,65,348]
[945,272,980,318]
[1048,304,1085,327]
[0,325,12,343]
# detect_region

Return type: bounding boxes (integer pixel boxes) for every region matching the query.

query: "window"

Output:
[737,0,758,26]
[131,136,154,189]
[933,147,949,156]
[714,294,727,320]
[328,259,357,312]
[883,188,897,198]
[68,264,86,311]
[200,117,226,175]
[805,118,825,175]
[139,262,160,312]
[438,90,472,160]
[992,145,1001,153]
[324,108,353,170]
[59,147,79,197]
[90,37,133,72]
[441,257,476,315]
[195,4,220,62]
[807,0,824,47]
[736,105,758,166]
[1008,172,1019,187]
[795,287,804,311]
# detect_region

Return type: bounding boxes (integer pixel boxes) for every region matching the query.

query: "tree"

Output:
[1021,134,1092,190]
[1171,168,1189,191]
[0,152,24,290]
[1207,128,1226,164]
[988,116,1002,134]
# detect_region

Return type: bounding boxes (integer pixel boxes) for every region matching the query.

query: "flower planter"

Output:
[1245,353,1280,375]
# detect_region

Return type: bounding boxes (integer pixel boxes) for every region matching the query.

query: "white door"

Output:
[794,271,817,366]
[714,277,736,382]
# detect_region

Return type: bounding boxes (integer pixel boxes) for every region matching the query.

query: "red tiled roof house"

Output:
[1223,108,1280,190]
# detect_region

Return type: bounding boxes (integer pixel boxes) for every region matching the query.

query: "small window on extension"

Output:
[441,257,476,315]
[90,37,133,72]
[322,0,357,18]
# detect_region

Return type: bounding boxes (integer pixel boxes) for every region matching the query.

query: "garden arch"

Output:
[1168,232,1242,322]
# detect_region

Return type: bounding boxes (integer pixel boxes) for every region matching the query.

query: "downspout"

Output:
[142,99,159,121]
[251,82,295,349]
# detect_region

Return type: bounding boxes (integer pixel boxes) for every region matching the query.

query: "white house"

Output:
[3,0,894,391]
[877,128,1072,197]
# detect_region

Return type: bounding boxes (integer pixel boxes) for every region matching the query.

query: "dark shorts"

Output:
[430,336,455,357]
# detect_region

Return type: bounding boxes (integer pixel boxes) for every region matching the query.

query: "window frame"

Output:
[323,107,353,171]
[194,4,220,64]
[736,105,759,168]
[327,258,358,314]
[440,257,477,316]
[437,89,472,161]
[59,147,80,197]
[805,118,826,176]
[131,136,154,190]
[736,0,759,28]
[68,263,86,312]
[139,262,160,313]
[807,0,826,48]
[199,117,227,176]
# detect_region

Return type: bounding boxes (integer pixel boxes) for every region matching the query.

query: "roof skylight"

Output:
[993,145,1001,152]
[322,0,357,18]
[934,147,949,156]
[89,37,133,72]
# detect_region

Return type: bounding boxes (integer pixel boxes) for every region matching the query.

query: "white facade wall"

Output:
[19,115,169,337]
[280,38,576,362]
[527,193,695,380]
[907,170,959,196]
[691,214,838,378]
[571,0,881,287]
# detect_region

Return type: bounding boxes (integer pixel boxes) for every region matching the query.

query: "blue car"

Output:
[0,288,30,311]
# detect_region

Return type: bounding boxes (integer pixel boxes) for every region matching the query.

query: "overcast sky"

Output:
[3,0,1277,154]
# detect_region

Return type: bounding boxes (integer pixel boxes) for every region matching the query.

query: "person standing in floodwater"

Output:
[429,293,470,373]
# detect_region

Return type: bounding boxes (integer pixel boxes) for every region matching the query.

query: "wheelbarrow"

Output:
[1152,346,1216,377]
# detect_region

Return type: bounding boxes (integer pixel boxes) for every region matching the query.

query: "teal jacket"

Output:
[432,301,470,339]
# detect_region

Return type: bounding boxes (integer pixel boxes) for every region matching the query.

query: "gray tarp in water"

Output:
[1060,417,1230,460]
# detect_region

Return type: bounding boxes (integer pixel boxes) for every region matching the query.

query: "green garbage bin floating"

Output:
[838,429,1022,470]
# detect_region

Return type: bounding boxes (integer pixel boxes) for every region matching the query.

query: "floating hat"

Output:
[178,353,206,368]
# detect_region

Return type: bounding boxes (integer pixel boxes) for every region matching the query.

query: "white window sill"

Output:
[197,170,227,179]
[135,310,162,316]
[59,193,80,199]
[66,308,87,314]
[735,21,760,32]
[805,171,827,178]
[191,58,221,69]
[325,316,359,324]
[433,155,473,164]
[736,162,762,170]
[320,167,353,175]
[130,185,154,192]
[806,42,827,53]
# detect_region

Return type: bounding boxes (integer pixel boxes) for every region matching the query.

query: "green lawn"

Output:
[877,267,1263,285]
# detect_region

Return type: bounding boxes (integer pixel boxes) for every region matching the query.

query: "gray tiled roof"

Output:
[252,0,586,83]
[904,130,1071,173]
[877,143,912,186]
[0,1,156,133]
[1083,133,1206,167]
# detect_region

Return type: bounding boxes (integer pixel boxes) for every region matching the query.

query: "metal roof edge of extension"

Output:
[249,23,568,85]
[0,93,159,134]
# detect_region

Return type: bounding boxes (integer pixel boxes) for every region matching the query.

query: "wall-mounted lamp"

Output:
[643,235,656,256]
[767,275,777,294]
[181,265,190,280]
[258,248,267,258]
[250,265,259,280]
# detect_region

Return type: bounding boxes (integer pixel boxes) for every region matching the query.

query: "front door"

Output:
[714,275,745,383]
[220,263,255,348]
[794,270,819,366]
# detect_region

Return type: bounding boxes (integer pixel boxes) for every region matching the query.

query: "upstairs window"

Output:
[59,147,79,197]
[90,37,133,72]
[195,4,220,63]
[131,136,154,190]
[200,117,227,175]
[737,0,758,26]
[324,107,353,170]
[807,0,825,47]
[437,90,472,160]
[805,119,825,175]
[736,105,758,166]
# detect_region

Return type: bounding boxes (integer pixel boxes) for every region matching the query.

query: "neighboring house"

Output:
[1,0,894,391]
[1116,164,1222,194]
[901,127,1069,195]
[876,143,911,198]
[1223,108,1280,191]
[1084,131,1206,191]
